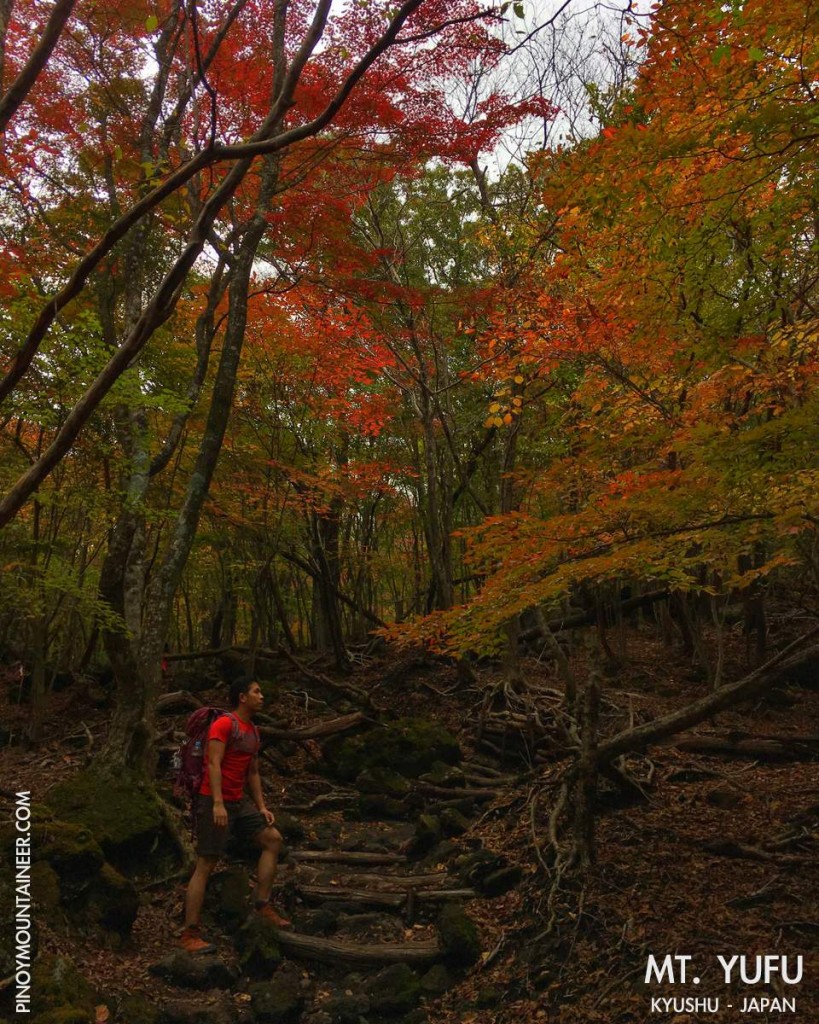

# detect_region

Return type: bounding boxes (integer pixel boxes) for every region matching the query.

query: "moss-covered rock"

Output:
[355,794,408,820]
[149,952,238,990]
[31,955,96,1018]
[119,994,161,1024]
[437,903,481,967]
[274,812,306,843]
[32,1008,91,1024]
[323,718,461,782]
[419,963,453,997]
[85,862,139,935]
[356,767,411,798]
[31,861,61,913]
[413,814,441,854]
[454,848,506,889]
[439,807,470,837]
[235,915,283,978]
[216,865,251,926]
[31,820,106,889]
[364,963,421,1015]
[248,965,304,1023]
[419,762,465,787]
[45,770,165,871]
[320,992,370,1023]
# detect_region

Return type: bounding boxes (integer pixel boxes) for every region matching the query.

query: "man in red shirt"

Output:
[181,676,291,954]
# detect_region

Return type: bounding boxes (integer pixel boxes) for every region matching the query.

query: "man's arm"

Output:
[208,740,228,826]
[247,757,274,826]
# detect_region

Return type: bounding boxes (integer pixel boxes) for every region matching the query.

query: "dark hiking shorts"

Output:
[195,795,268,857]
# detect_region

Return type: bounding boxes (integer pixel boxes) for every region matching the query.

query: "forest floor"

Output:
[2,624,818,1024]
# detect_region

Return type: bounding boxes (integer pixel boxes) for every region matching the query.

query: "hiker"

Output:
[180,676,291,954]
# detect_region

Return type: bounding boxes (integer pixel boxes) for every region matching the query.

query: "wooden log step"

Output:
[296,884,476,908]
[289,850,407,865]
[275,931,441,967]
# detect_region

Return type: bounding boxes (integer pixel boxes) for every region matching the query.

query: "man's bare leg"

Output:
[253,827,290,926]
[184,855,218,928]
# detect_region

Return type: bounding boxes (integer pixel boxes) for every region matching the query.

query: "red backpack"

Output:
[172,707,260,803]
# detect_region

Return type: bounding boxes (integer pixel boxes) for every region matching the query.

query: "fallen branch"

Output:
[295,884,476,909]
[156,690,205,712]
[594,627,819,767]
[672,733,819,761]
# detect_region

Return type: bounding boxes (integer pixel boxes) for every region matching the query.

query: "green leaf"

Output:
[146,13,158,32]
[711,44,731,65]
[513,1,524,18]
[748,46,764,61]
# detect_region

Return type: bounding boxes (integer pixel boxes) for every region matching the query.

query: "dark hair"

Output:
[228,675,256,708]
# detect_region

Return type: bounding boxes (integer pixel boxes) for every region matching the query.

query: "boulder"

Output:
[119,994,161,1024]
[454,848,506,889]
[437,903,481,967]
[235,915,283,978]
[30,955,96,1019]
[150,952,238,990]
[158,998,236,1024]
[413,814,441,854]
[85,862,140,935]
[355,767,411,798]
[319,992,370,1024]
[419,762,465,787]
[248,964,304,1023]
[216,865,251,926]
[439,808,470,837]
[46,770,166,872]
[364,963,421,1016]
[481,864,523,896]
[419,964,453,997]
[323,719,460,782]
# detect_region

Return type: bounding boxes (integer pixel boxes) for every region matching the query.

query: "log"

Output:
[288,850,407,865]
[671,733,819,761]
[593,628,819,767]
[259,711,367,741]
[155,690,204,712]
[295,884,476,908]
[413,781,499,801]
[275,931,441,967]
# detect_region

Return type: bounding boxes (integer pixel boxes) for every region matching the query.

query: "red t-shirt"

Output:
[199,713,259,802]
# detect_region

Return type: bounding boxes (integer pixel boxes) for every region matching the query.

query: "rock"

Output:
[419,964,453,997]
[419,762,465,787]
[403,1011,428,1024]
[217,865,252,926]
[706,786,743,810]
[248,964,305,1023]
[275,812,306,843]
[437,903,481,967]
[46,770,166,872]
[355,794,408,820]
[413,814,441,853]
[32,1009,91,1024]
[481,864,523,896]
[158,997,236,1024]
[356,767,411,798]
[302,1015,332,1024]
[298,907,339,937]
[86,862,140,935]
[476,986,503,1008]
[31,955,96,1018]
[439,808,470,837]
[323,718,461,782]
[150,952,238,990]
[235,915,283,978]
[30,861,61,913]
[454,848,505,888]
[365,963,421,1016]
[320,992,370,1023]
[31,819,106,887]
[119,994,161,1024]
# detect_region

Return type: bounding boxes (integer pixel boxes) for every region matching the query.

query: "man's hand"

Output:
[258,806,275,826]
[213,800,228,827]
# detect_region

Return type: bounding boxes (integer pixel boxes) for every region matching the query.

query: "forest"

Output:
[0,0,818,1021]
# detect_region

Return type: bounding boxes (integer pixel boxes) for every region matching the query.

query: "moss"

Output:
[86,862,139,935]
[365,963,421,1015]
[32,1009,91,1024]
[119,994,161,1024]
[413,814,442,853]
[248,969,303,1023]
[356,767,411,797]
[31,862,61,912]
[31,955,96,1017]
[437,903,481,967]
[439,807,470,837]
[45,770,165,870]
[324,718,461,781]
[216,865,251,926]
[31,821,105,899]
[235,915,283,978]
[419,963,453,996]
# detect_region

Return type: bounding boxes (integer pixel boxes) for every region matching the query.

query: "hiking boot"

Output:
[179,925,216,954]
[256,901,292,928]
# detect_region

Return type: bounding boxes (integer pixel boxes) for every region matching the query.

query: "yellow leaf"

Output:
[514,374,524,384]
[489,402,501,413]
[503,413,513,424]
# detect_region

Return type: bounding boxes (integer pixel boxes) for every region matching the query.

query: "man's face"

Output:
[242,682,264,712]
